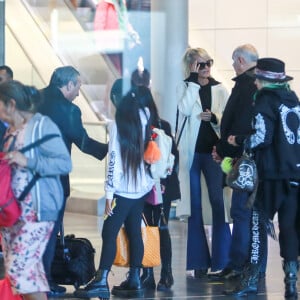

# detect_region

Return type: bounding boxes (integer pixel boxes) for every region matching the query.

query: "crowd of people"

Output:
[0,41,299,300]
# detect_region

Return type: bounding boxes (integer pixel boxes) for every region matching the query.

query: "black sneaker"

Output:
[208,267,233,280]
[194,269,208,279]
[48,282,66,297]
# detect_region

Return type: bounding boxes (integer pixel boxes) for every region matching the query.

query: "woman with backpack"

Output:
[0,80,72,300]
[138,87,180,291]
[75,86,155,299]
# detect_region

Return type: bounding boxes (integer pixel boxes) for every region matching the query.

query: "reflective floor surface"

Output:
[46,211,296,300]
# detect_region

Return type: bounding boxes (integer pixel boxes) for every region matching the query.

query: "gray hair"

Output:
[232,44,259,64]
[49,66,80,88]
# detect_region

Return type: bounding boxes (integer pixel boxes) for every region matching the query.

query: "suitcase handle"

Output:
[59,223,71,261]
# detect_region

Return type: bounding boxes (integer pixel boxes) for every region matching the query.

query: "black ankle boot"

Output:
[157,265,174,291]
[223,263,259,296]
[283,260,298,299]
[112,267,144,298]
[74,269,110,299]
[141,267,156,289]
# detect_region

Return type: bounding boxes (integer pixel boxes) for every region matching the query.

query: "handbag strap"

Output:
[142,207,168,229]
[175,111,187,147]
[242,138,254,157]
[158,205,168,230]
[175,81,188,147]
[142,213,149,227]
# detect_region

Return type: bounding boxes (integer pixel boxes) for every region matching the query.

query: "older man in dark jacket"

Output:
[211,44,267,281]
[38,66,108,296]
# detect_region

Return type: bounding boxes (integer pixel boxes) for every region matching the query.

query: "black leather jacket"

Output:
[38,85,108,197]
[216,67,256,158]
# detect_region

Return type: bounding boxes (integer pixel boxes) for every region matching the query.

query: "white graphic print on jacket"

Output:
[279,104,300,144]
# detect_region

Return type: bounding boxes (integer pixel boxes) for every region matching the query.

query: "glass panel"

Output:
[69,122,108,200]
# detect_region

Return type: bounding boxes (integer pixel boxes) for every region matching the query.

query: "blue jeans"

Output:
[186,153,231,271]
[228,190,252,271]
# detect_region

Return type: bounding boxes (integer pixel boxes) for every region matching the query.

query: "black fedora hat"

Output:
[254,57,293,82]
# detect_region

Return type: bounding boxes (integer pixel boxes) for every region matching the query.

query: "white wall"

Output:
[188,0,300,95]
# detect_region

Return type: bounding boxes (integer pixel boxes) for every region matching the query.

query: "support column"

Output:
[151,0,188,131]
[0,0,5,65]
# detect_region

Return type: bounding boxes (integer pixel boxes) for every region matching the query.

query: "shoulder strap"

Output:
[158,118,162,129]
[18,133,60,201]
[18,173,40,201]
[20,134,59,153]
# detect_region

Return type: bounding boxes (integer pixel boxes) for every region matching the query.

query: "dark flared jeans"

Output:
[187,153,232,271]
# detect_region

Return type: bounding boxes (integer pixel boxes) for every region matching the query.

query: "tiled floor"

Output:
[44,211,296,300]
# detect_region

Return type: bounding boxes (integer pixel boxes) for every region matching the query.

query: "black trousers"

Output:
[99,193,147,269]
[249,209,267,268]
[43,196,67,282]
[250,179,300,269]
[277,182,300,260]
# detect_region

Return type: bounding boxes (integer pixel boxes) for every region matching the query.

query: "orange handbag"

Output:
[114,215,161,267]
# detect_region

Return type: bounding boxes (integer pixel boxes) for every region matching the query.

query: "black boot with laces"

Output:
[74,269,110,299]
[141,267,156,289]
[112,267,144,298]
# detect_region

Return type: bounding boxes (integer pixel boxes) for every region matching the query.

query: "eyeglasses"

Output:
[197,59,214,70]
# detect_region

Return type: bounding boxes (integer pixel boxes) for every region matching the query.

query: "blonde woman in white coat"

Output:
[176,48,231,277]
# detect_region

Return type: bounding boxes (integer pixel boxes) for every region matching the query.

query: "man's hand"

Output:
[212,146,222,164]
[227,135,238,146]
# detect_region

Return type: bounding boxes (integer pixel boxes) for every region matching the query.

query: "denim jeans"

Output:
[228,190,252,271]
[186,153,231,271]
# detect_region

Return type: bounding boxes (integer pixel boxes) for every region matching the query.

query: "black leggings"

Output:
[99,193,147,269]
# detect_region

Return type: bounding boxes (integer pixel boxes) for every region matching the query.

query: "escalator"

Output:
[4,0,151,214]
[6,0,151,120]
[6,0,117,121]
[5,0,112,212]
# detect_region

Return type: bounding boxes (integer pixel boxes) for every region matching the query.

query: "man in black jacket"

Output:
[38,66,108,295]
[211,44,267,280]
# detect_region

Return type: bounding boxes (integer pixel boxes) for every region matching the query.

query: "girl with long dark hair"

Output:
[75,86,154,300]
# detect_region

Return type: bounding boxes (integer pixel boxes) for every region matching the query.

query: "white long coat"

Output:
[175,80,231,222]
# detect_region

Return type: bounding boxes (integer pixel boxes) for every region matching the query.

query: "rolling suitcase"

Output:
[51,225,96,288]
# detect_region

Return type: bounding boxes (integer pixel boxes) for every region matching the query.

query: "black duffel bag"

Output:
[51,232,96,288]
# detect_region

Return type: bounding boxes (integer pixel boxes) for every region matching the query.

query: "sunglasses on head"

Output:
[197,59,214,70]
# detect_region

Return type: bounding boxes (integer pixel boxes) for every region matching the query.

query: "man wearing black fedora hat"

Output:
[226,57,300,299]
[254,57,293,83]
